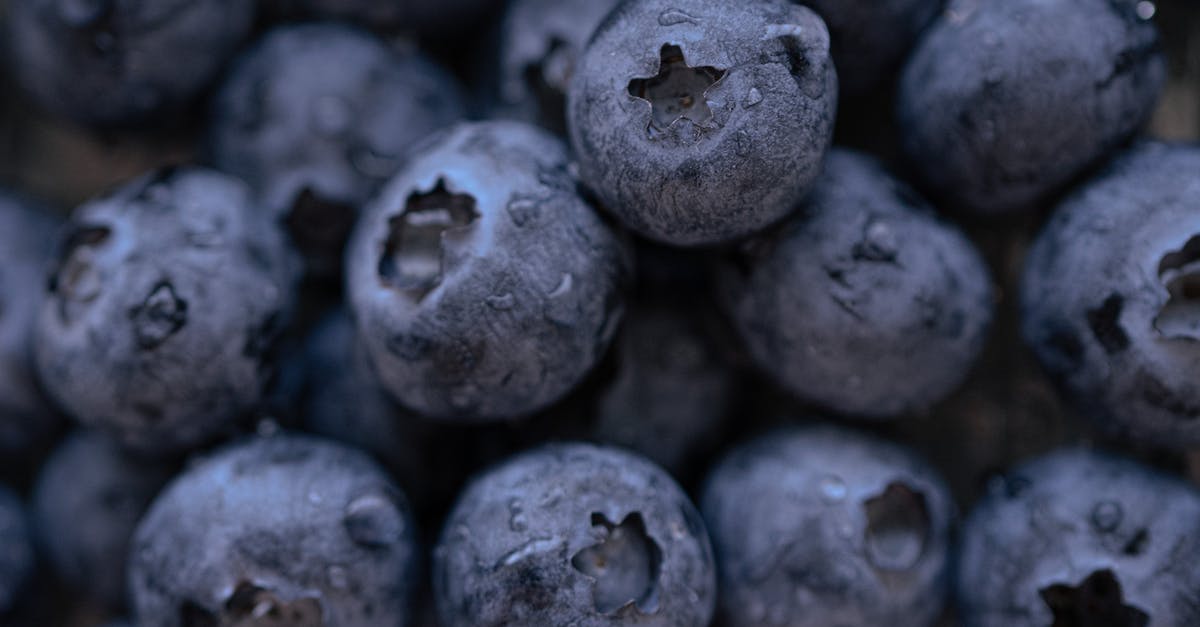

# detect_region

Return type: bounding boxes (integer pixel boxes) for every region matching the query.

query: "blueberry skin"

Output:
[797,0,941,97]
[434,443,716,627]
[1022,143,1200,446]
[0,486,33,616]
[34,168,298,456]
[129,434,420,627]
[4,0,256,127]
[897,0,1165,216]
[494,0,622,134]
[0,190,61,459]
[701,425,954,627]
[958,448,1200,627]
[31,430,173,609]
[345,121,630,422]
[209,23,466,278]
[716,149,993,419]
[592,304,733,475]
[568,0,837,246]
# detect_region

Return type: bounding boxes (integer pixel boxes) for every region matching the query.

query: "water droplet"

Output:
[497,538,559,566]
[506,196,540,227]
[487,292,514,310]
[311,95,352,137]
[327,566,349,590]
[1091,501,1123,532]
[540,488,564,508]
[307,491,322,505]
[1136,1,1156,20]
[819,475,847,503]
[547,273,573,298]
[744,87,763,107]
[343,494,403,548]
[658,8,699,25]
[349,146,400,179]
[508,498,528,532]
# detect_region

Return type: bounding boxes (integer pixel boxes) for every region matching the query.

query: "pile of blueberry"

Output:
[0,0,1197,625]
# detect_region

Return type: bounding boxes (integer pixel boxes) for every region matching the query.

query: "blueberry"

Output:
[897,0,1165,215]
[701,424,954,627]
[0,486,33,616]
[494,0,622,134]
[798,0,942,98]
[434,443,716,626]
[567,0,837,246]
[128,433,420,627]
[4,0,256,127]
[0,189,62,462]
[209,23,467,279]
[716,149,993,419]
[591,304,734,475]
[1022,142,1200,446]
[958,448,1200,627]
[31,430,173,609]
[34,167,299,456]
[345,121,630,422]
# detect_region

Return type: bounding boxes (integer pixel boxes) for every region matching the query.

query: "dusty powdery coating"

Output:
[435,443,716,626]
[31,430,174,609]
[898,0,1165,216]
[0,486,33,615]
[129,434,420,627]
[717,149,993,419]
[592,305,733,475]
[345,121,630,422]
[210,23,466,278]
[4,0,255,127]
[0,189,61,459]
[701,425,954,627]
[34,167,298,456]
[958,448,1200,627]
[568,0,837,246]
[797,0,941,97]
[1022,143,1200,446]
[495,0,622,134]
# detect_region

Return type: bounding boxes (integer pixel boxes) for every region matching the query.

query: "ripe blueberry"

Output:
[568,0,837,245]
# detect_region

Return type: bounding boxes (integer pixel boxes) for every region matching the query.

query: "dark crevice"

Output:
[1122,528,1149,556]
[128,281,187,350]
[862,482,931,571]
[223,581,324,626]
[180,600,218,627]
[627,44,726,136]
[1155,234,1200,340]
[522,36,571,135]
[1086,294,1129,354]
[284,188,358,276]
[1095,39,1163,89]
[377,180,478,299]
[1137,370,1200,418]
[1039,569,1150,627]
[571,512,663,615]
[50,224,113,323]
